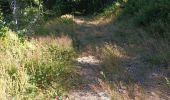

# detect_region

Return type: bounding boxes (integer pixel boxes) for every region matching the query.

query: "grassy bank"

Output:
[0,28,76,99]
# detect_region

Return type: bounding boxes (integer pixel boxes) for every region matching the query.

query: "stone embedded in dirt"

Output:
[98,92,110,100]
[76,56,100,65]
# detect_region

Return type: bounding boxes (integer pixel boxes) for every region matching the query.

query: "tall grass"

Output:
[0,29,76,99]
[97,44,145,100]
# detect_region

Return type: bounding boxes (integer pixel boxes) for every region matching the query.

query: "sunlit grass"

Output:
[0,30,76,99]
[97,44,147,100]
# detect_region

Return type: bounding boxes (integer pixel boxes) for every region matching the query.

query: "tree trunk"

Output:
[12,0,18,30]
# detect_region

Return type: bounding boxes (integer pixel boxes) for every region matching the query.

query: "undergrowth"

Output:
[0,28,76,99]
[98,44,144,100]
[119,0,170,40]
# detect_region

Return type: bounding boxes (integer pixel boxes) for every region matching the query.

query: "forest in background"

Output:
[0,0,170,99]
[1,0,169,38]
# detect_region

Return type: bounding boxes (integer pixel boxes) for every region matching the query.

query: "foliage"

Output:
[120,0,170,39]
[0,12,8,37]
[0,0,170,99]
[44,0,113,15]
[0,0,118,32]
[26,39,75,88]
[0,29,76,99]
[97,0,125,17]
[165,77,170,86]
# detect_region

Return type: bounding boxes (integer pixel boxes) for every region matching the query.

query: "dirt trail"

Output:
[67,17,111,100]
[68,56,110,100]
[66,17,170,100]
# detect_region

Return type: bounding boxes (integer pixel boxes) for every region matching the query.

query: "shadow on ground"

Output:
[29,15,170,99]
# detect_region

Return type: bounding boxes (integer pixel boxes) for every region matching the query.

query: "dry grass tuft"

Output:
[0,31,76,99]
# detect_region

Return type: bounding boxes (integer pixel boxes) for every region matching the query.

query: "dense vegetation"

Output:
[0,0,170,99]
[0,8,76,99]
[120,0,170,40]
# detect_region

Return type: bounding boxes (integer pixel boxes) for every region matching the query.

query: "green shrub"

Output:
[120,0,170,39]
[98,3,120,17]
[0,12,8,37]
[26,42,75,88]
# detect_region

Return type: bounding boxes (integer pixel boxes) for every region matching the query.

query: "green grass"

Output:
[1,1,170,98]
[0,29,76,99]
[33,14,75,36]
[119,0,170,40]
